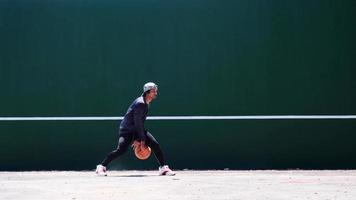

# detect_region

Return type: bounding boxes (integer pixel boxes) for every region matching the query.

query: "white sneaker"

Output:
[96,164,107,176]
[159,165,176,176]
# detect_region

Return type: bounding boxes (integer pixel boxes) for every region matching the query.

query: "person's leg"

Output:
[101,134,132,167]
[145,131,175,175]
[145,131,165,166]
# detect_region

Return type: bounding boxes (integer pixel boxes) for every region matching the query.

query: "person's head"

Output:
[142,82,158,102]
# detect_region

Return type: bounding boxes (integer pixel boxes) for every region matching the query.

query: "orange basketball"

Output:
[134,145,152,160]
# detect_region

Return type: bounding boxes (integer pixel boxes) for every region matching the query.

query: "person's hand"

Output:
[140,140,146,149]
[132,140,146,151]
[133,140,151,160]
[132,140,141,150]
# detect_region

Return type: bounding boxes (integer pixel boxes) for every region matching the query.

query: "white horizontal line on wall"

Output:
[0,115,355,121]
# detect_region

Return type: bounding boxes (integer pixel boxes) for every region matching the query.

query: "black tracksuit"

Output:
[101,96,165,167]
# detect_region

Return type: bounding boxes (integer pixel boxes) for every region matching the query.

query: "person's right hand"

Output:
[140,140,146,149]
[132,140,141,149]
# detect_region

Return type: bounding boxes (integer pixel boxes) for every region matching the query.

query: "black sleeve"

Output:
[133,103,146,141]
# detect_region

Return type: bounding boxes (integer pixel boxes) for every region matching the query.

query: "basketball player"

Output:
[95,82,175,176]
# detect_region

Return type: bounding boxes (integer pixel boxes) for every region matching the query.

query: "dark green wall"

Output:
[0,0,355,170]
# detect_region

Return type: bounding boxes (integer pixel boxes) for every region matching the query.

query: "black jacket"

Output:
[119,96,148,141]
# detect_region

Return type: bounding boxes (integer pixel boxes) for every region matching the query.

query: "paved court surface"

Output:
[1,170,356,200]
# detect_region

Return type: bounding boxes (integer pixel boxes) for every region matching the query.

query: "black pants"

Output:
[101,131,165,167]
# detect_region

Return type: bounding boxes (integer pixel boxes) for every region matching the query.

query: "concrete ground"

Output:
[1,170,355,200]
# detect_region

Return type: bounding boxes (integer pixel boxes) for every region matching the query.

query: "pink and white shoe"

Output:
[159,165,176,176]
[96,164,107,176]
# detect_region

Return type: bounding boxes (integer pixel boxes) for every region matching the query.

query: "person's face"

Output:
[148,88,158,99]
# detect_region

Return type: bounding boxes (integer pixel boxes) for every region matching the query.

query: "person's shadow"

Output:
[111,174,156,178]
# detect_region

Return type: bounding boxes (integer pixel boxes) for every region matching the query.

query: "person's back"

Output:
[119,96,148,138]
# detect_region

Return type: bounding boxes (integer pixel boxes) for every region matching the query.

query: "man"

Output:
[96,82,175,176]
